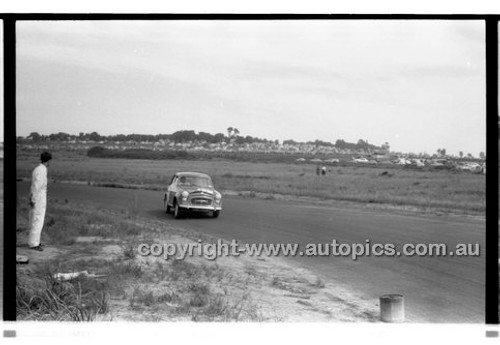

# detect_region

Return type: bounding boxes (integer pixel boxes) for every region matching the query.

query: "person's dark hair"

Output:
[40,151,52,163]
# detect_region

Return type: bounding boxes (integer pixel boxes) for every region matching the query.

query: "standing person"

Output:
[28,152,52,251]
[321,165,327,176]
[316,165,320,176]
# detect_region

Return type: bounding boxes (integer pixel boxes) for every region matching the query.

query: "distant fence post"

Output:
[380,294,405,322]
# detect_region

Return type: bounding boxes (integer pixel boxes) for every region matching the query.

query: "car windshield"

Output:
[178,176,213,188]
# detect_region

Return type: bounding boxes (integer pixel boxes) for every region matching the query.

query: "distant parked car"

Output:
[411,159,425,167]
[457,162,482,172]
[394,158,412,165]
[325,158,340,163]
[164,172,222,219]
[430,159,448,167]
[352,157,369,163]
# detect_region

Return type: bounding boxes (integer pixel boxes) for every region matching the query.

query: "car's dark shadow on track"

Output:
[144,209,217,221]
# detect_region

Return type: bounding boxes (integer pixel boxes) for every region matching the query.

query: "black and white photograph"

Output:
[10,18,490,325]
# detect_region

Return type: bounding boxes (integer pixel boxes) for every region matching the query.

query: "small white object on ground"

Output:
[16,255,29,264]
[53,271,107,281]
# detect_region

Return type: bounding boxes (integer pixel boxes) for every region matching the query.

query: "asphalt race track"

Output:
[17,181,485,322]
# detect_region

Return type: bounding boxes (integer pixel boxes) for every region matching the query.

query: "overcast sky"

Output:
[16,20,486,155]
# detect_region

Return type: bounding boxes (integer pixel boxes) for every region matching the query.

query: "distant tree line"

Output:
[23,130,279,144]
[333,139,381,152]
[22,130,386,151]
[87,146,195,160]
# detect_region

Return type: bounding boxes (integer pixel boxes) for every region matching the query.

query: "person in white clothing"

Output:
[28,151,52,251]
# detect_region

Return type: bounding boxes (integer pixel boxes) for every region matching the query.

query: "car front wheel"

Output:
[212,210,220,218]
[174,202,184,219]
[164,196,171,214]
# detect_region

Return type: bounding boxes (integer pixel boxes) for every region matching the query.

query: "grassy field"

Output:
[16,150,485,215]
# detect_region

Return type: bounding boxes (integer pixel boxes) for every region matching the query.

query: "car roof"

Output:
[176,172,211,178]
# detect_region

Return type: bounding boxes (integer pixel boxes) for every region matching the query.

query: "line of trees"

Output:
[24,130,276,145]
[458,150,485,160]
[22,130,385,151]
[19,130,487,159]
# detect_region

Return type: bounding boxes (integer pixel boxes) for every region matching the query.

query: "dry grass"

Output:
[16,197,145,247]
[17,265,109,321]
[16,197,264,321]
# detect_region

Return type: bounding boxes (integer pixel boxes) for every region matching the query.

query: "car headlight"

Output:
[215,192,221,205]
[181,191,189,202]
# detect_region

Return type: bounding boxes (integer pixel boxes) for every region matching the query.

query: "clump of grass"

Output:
[194,293,262,322]
[129,286,178,308]
[148,261,170,282]
[271,276,283,288]
[202,264,227,283]
[109,259,143,278]
[130,287,154,308]
[170,259,200,279]
[122,243,136,260]
[45,225,77,245]
[119,222,143,236]
[189,293,208,308]
[204,294,228,316]
[187,281,211,307]
[17,267,109,321]
[188,281,210,295]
